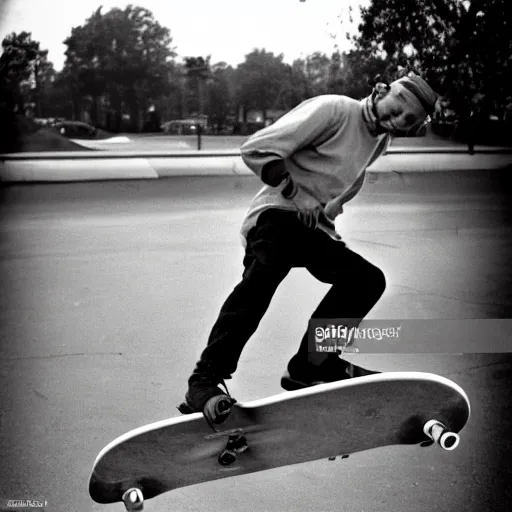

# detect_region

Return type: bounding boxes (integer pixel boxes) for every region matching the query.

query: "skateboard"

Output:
[89,372,470,510]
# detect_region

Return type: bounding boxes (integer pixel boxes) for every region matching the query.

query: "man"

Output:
[179,72,438,421]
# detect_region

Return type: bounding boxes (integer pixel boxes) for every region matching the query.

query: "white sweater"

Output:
[239,94,390,244]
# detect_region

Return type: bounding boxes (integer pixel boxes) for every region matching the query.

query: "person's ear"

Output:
[374,82,390,100]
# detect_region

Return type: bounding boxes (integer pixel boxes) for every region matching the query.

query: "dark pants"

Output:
[195,209,386,379]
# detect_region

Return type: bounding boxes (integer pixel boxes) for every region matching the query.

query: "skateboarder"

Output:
[181,72,439,415]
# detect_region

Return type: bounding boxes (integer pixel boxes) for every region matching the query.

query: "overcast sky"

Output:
[0,0,369,70]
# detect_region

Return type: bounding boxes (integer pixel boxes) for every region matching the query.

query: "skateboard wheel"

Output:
[423,420,460,451]
[219,449,237,466]
[438,431,459,450]
[230,433,248,453]
[122,488,144,511]
[328,456,336,461]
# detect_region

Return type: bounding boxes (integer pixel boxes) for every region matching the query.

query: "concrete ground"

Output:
[1,171,511,511]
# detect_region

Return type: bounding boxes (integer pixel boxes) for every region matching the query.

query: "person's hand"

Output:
[282,179,335,230]
[324,199,344,220]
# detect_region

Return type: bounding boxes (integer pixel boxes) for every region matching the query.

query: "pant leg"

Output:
[195,211,292,379]
[289,231,387,369]
[308,245,386,319]
[197,255,289,378]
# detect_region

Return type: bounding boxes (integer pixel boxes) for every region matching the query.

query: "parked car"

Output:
[33,117,64,127]
[162,120,203,135]
[52,121,99,139]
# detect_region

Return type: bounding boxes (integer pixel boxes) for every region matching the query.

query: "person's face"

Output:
[374,82,427,134]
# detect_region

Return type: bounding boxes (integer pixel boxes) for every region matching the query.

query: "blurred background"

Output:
[1,0,511,153]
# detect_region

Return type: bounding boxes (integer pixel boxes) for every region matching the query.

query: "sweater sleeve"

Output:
[239,95,340,180]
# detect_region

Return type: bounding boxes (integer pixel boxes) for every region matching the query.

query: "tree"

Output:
[291,52,332,96]
[205,62,235,132]
[334,49,388,99]
[0,31,52,115]
[286,49,386,104]
[352,0,512,123]
[154,61,185,123]
[30,57,56,117]
[63,5,176,130]
[235,49,291,123]
[184,56,211,118]
[63,8,108,124]
[0,31,56,152]
[288,59,313,103]
[43,69,76,120]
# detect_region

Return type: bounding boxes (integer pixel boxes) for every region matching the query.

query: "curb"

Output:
[1,148,511,183]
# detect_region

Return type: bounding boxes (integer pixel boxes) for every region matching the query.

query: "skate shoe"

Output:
[177,363,236,426]
[281,355,380,391]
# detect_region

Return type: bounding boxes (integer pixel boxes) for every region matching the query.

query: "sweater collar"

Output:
[360,93,380,135]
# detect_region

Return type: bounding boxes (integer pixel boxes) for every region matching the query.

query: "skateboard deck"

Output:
[89,372,470,510]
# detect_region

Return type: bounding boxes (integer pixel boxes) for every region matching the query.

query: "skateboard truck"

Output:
[423,419,460,450]
[218,431,248,465]
[205,428,249,466]
[180,393,244,466]
[122,488,144,511]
